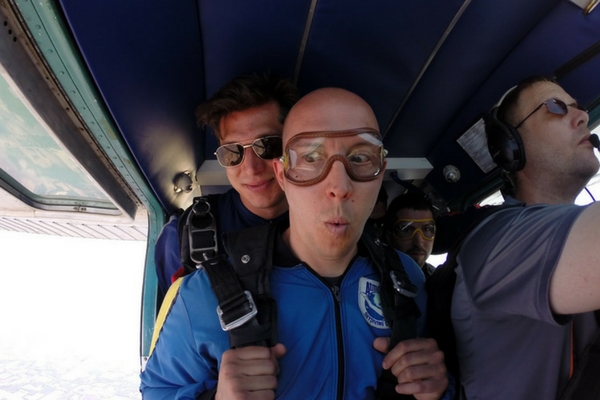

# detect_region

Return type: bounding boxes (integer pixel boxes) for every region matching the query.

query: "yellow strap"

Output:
[149,277,184,357]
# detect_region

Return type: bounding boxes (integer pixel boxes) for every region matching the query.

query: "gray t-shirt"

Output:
[453,199,597,399]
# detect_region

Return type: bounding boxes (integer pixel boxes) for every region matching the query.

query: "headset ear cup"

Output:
[484,107,526,172]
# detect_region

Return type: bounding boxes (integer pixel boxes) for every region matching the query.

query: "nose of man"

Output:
[241,146,267,173]
[572,105,589,128]
[414,232,427,246]
[325,161,352,199]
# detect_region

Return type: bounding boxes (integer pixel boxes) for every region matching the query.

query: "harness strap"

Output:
[361,226,421,346]
[223,224,279,348]
[380,261,420,348]
[202,255,275,348]
[200,224,279,349]
[179,195,278,348]
[360,226,420,400]
[202,255,259,333]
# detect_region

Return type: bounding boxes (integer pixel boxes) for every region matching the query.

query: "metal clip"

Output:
[217,291,258,331]
[187,199,219,265]
[390,271,418,298]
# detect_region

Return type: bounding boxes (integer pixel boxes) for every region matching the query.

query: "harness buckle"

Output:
[390,271,418,298]
[187,198,219,266]
[217,290,258,331]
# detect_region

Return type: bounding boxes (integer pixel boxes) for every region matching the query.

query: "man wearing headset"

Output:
[453,75,600,399]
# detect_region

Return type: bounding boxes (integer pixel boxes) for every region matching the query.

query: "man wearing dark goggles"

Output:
[152,73,298,300]
[514,98,587,129]
[210,104,288,218]
[197,73,297,221]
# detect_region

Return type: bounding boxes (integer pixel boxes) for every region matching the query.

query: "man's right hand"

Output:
[215,343,286,400]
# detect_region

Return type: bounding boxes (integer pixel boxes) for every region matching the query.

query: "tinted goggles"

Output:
[214,136,282,168]
[515,98,587,129]
[393,219,436,241]
[281,128,386,186]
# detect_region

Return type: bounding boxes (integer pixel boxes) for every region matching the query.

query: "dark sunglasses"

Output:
[515,98,587,129]
[214,136,283,168]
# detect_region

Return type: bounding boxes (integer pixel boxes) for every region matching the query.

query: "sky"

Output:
[0,231,147,398]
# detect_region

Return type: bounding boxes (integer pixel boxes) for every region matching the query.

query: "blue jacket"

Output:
[142,235,438,399]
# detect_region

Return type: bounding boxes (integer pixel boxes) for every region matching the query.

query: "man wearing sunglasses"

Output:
[449,75,600,399]
[153,73,298,301]
[141,87,452,399]
[384,192,437,278]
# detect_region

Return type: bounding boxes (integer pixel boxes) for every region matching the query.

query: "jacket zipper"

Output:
[331,285,344,400]
[304,258,358,400]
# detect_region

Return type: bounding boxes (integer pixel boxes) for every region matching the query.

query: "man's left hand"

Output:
[373,337,448,400]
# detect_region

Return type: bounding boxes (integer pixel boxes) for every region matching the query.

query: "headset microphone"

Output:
[589,134,600,150]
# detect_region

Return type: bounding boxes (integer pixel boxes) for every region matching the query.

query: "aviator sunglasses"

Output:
[515,98,587,129]
[215,136,283,168]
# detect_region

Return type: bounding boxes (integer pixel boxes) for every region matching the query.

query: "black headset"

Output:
[484,86,526,172]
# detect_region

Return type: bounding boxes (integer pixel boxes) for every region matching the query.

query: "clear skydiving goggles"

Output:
[280,128,387,186]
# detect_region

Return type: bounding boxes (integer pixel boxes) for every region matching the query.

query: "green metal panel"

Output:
[13,0,162,359]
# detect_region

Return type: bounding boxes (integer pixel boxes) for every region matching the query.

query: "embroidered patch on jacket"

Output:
[358,277,389,329]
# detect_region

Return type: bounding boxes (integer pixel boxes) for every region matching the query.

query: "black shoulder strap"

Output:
[361,227,421,346]
[201,223,278,349]
[177,194,278,348]
[360,225,421,400]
